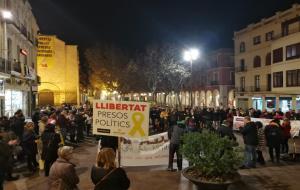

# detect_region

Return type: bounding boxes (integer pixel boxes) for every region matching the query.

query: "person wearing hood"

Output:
[167,120,186,171]
[91,148,130,190]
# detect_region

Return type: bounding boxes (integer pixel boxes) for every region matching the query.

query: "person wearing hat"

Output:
[167,119,186,171]
[48,146,79,190]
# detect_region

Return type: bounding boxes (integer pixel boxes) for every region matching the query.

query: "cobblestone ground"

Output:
[4,134,300,190]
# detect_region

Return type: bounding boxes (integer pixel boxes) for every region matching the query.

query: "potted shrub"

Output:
[181,130,243,190]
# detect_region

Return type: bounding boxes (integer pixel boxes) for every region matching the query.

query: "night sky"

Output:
[29,0,300,51]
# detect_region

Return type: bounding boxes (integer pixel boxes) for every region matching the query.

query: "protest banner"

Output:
[233,116,300,137]
[93,100,150,138]
[120,132,169,166]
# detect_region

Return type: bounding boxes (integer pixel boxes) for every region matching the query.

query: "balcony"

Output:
[210,81,219,85]
[20,24,27,38]
[0,58,12,75]
[236,86,271,93]
[12,61,22,74]
[235,66,247,72]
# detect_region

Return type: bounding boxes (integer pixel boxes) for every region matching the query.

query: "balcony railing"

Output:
[235,66,247,72]
[210,81,219,85]
[0,58,12,74]
[236,85,271,92]
[13,61,22,73]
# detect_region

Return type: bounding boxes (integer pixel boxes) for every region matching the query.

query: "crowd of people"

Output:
[1,103,299,189]
[151,106,297,171]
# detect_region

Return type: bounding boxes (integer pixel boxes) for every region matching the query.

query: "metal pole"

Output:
[190,60,193,108]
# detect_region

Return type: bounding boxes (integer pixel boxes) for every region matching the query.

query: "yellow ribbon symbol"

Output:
[128,112,145,137]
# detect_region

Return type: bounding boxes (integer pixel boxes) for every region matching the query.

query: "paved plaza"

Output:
[4,138,300,190]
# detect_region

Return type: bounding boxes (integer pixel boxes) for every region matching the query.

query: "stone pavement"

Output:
[4,138,300,190]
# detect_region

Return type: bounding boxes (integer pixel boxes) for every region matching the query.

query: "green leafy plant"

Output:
[181,130,243,182]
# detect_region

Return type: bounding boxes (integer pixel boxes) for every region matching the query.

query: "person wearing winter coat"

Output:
[167,120,186,171]
[280,118,291,154]
[255,121,265,165]
[264,120,283,163]
[41,124,61,176]
[22,122,38,173]
[10,110,25,141]
[239,116,258,168]
[48,146,79,190]
[217,120,236,141]
[91,148,130,190]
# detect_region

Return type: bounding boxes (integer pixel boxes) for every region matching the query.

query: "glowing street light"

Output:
[183,48,200,108]
[183,48,200,62]
[2,10,13,20]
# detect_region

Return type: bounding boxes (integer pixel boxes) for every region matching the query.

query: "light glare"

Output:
[2,10,12,19]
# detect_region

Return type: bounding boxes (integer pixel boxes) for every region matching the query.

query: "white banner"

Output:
[93,100,150,138]
[120,132,169,166]
[233,116,300,137]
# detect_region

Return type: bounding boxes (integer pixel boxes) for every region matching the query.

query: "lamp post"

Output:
[183,48,200,108]
[1,10,12,64]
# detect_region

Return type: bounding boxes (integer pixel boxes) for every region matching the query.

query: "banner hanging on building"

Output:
[93,100,150,138]
[233,116,300,137]
[120,132,169,166]
[37,35,55,69]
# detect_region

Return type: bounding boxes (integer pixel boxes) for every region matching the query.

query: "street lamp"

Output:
[183,48,200,108]
[1,10,13,64]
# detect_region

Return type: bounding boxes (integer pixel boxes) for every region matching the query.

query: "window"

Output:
[253,36,261,45]
[265,31,274,41]
[286,43,300,60]
[213,72,219,81]
[286,69,300,87]
[273,71,283,88]
[253,56,261,68]
[240,77,245,91]
[230,71,234,81]
[254,75,260,91]
[265,52,271,65]
[240,42,245,53]
[273,48,283,63]
[240,59,245,71]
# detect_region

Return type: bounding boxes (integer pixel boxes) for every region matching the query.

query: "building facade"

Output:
[37,35,80,106]
[157,49,235,108]
[234,3,300,112]
[0,0,39,117]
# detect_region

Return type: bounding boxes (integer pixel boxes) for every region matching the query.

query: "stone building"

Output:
[234,3,300,112]
[37,35,80,106]
[0,0,39,117]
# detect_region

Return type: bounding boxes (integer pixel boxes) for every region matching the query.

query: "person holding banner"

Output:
[91,148,130,190]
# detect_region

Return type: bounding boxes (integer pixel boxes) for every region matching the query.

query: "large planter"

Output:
[182,167,241,190]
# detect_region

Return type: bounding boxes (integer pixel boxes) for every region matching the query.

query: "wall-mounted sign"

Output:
[20,49,28,56]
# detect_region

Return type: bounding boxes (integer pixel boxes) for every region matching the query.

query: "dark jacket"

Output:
[10,116,25,140]
[22,130,37,155]
[41,128,61,161]
[264,123,283,147]
[49,158,79,190]
[217,124,236,141]
[91,166,130,190]
[0,138,12,172]
[168,123,185,145]
[240,121,258,146]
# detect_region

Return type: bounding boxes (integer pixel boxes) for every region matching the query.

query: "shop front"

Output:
[5,89,28,117]
[265,97,276,112]
[252,97,263,111]
[279,97,292,113]
[297,96,300,111]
